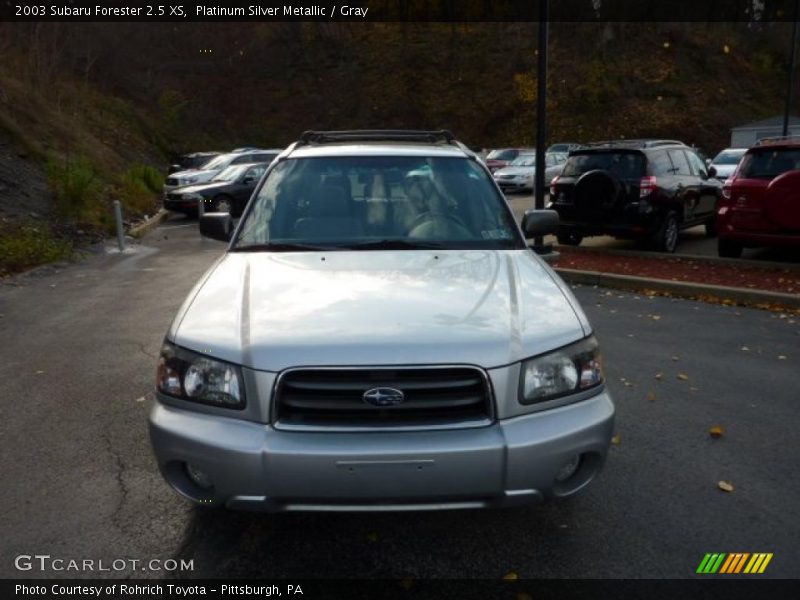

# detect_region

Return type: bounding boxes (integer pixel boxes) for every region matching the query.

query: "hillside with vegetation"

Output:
[0,20,796,274]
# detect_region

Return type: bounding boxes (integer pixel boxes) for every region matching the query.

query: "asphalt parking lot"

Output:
[1,215,798,579]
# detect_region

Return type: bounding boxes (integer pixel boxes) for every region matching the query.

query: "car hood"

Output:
[177,180,233,195]
[170,250,589,371]
[494,166,534,177]
[170,168,220,182]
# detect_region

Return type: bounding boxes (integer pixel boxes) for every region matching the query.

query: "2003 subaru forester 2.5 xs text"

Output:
[149,130,615,512]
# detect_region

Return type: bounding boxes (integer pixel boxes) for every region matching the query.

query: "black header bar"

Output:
[2,0,800,22]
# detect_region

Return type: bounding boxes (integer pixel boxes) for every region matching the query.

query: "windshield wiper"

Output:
[230,242,343,252]
[341,239,450,250]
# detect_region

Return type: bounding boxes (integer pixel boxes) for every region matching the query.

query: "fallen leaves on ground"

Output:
[611,434,621,445]
[718,481,735,492]
[677,373,689,381]
[502,571,519,581]
[709,426,724,438]
[655,372,663,380]
[646,391,657,402]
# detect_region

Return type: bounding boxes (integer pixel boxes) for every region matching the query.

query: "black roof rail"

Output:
[297,129,458,146]
[582,139,685,149]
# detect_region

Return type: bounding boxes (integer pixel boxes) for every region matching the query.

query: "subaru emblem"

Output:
[362,387,405,407]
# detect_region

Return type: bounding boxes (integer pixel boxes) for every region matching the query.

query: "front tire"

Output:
[718,239,743,258]
[653,211,679,253]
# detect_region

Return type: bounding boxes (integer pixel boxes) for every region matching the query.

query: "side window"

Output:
[252,154,274,162]
[649,151,674,176]
[686,151,708,178]
[667,150,691,176]
[232,156,249,164]
[243,166,264,181]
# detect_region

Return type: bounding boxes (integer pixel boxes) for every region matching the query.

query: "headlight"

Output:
[519,336,603,404]
[181,192,203,201]
[156,342,245,408]
[185,177,198,184]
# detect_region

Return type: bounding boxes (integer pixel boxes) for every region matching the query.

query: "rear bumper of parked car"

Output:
[719,228,800,248]
[718,211,800,247]
[149,390,615,512]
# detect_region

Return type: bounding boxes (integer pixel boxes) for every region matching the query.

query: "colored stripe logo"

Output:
[697,553,773,574]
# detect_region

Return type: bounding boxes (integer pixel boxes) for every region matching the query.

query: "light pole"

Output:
[533,0,549,252]
[783,0,799,136]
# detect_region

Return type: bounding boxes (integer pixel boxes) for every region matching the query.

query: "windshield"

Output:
[486,149,518,161]
[738,148,800,179]
[201,153,234,171]
[712,150,745,165]
[562,151,646,179]
[234,156,523,251]
[213,165,246,182]
[510,155,536,167]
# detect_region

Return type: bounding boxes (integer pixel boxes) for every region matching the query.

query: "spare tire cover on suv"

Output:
[765,170,800,230]
[574,170,624,213]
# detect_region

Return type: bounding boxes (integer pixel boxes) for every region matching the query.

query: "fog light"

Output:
[185,463,213,490]
[554,455,581,483]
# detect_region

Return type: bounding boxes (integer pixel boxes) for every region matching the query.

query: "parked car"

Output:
[163,149,281,196]
[493,152,566,193]
[709,148,747,181]
[549,139,722,252]
[547,143,585,154]
[168,152,220,175]
[150,129,614,512]
[717,137,800,257]
[163,162,268,216]
[484,148,531,172]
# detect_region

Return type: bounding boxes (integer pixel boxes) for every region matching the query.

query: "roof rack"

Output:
[298,130,457,146]
[582,139,685,149]
[755,135,800,146]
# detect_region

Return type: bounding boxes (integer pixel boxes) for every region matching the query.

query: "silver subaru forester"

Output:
[149,130,614,511]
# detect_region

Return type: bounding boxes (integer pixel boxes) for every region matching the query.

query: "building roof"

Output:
[731,115,800,131]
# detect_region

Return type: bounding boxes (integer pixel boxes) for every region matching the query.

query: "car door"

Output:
[685,149,719,220]
[666,149,697,222]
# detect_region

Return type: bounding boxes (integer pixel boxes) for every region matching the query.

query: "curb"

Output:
[557,244,800,272]
[554,267,800,310]
[128,209,169,239]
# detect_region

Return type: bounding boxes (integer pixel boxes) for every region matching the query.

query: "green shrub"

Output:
[0,223,73,276]
[47,156,102,218]
[118,164,162,214]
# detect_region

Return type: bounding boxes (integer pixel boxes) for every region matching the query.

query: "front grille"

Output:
[166,177,179,186]
[274,367,493,430]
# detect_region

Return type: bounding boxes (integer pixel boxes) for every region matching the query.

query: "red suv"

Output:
[717,138,800,258]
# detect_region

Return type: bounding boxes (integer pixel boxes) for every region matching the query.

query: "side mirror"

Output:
[199,213,233,242]
[242,176,254,185]
[521,209,559,238]
[707,165,717,178]
[705,158,712,167]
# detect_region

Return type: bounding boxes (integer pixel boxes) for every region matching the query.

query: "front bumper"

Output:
[149,390,615,511]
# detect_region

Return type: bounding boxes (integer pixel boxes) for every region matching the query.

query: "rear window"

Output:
[562,151,645,179]
[739,148,800,179]
[712,150,745,165]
